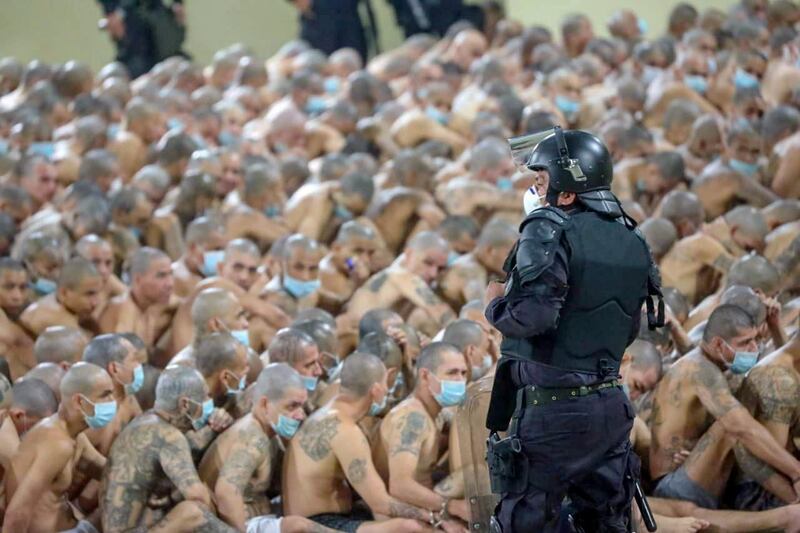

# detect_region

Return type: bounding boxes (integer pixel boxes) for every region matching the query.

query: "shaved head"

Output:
[267,328,316,365]
[721,285,767,325]
[294,320,337,356]
[703,304,756,343]
[659,190,705,234]
[34,326,87,365]
[340,352,386,396]
[727,254,780,295]
[334,221,376,245]
[416,342,461,373]
[725,205,769,246]
[12,378,57,418]
[60,362,108,400]
[154,366,206,412]
[628,340,663,379]
[254,363,304,402]
[82,334,132,370]
[358,309,403,339]
[357,332,402,368]
[58,257,100,290]
[191,287,239,332]
[639,218,677,260]
[442,319,484,353]
[477,221,518,249]
[763,200,800,228]
[129,247,170,276]
[195,333,244,378]
[24,363,66,400]
[406,231,449,253]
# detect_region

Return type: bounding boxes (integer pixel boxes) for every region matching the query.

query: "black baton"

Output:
[631,476,657,532]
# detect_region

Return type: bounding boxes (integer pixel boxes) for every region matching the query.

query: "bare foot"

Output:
[657,515,710,533]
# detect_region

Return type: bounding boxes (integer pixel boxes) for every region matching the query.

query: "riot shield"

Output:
[454,372,498,530]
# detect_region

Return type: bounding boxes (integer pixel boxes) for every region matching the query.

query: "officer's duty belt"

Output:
[522,379,621,407]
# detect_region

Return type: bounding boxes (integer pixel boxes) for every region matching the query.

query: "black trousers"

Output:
[114,2,186,78]
[299,1,367,63]
[494,388,638,533]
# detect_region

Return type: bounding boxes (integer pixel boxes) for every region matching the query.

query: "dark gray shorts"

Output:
[654,468,718,509]
[309,513,367,533]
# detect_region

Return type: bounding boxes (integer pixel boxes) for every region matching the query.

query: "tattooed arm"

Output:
[215,427,271,532]
[333,421,430,522]
[158,426,213,508]
[387,410,448,511]
[694,359,800,482]
[733,367,800,503]
[398,276,456,328]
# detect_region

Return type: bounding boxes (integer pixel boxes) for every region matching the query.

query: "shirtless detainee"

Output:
[318,221,378,312]
[20,256,103,338]
[374,342,470,529]
[262,234,324,318]
[0,258,34,380]
[4,363,113,533]
[33,325,87,371]
[199,363,330,533]
[101,366,237,533]
[347,231,455,338]
[283,352,430,532]
[650,305,800,505]
[266,328,323,398]
[172,217,227,298]
[74,235,127,321]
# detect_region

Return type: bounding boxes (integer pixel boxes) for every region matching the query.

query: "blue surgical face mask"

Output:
[638,18,648,36]
[264,205,281,218]
[283,274,320,299]
[447,251,461,266]
[33,277,57,296]
[334,204,354,220]
[125,364,145,395]
[273,413,301,439]
[218,130,240,148]
[555,95,580,117]
[306,96,328,115]
[107,123,121,139]
[432,376,466,407]
[730,350,759,375]
[425,105,449,125]
[369,393,388,417]
[0,138,9,155]
[81,397,118,429]
[302,375,318,392]
[167,117,185,132]
[231,329,250,348]
[324,76,341,94]
[707,57,718,74]
[190,398,214,430]
[30,142,55,158]
[226,371,246,395]
[685,75,708,95]
[202,250,225,277]
[496,177,513,191]
[641,65,661,86]
[734,68,759,91]
[129,226,143,241]
[729,158,759,176]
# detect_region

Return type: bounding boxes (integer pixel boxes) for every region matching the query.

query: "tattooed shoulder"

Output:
[299,416,340,461]
[220,426,272,492]
[747,366,800,425]
[391,410,427,457]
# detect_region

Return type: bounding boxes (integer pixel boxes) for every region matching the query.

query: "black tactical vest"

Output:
[507,210,651,375]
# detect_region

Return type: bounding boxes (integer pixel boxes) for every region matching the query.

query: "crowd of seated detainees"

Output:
[0,0,799,531]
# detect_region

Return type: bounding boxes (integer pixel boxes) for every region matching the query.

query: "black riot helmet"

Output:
[509,126,621,216]
[511,126,613,193]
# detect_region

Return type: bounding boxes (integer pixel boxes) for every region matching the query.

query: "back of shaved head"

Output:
[763,200,800,228]
[406,231,449,253]
[154,365,206,412]
[660,190,705,229]
[416,342,461,374]
[639,218,677,260]
[703,304,756,343]
[268,328,316,365]
[357,332,402,368]
[690,115,722,145]
[340,352,386,396]
[125,97,157,126]
[195,332,242,378]
[477,221,517,250]
[727,254,780,295]
[725,205,769,245]
[24,363,65,400]
[243,164,280,200]
[627,339,663,379]
[470,138,512,174]
[191,287,238,332]
[58,257,100,291]
[442,320,484,353]
[294,320,337,355]
[721,285,767,325]
[83,334,131,370]
[186,216,224,247]
[358,308,403,339]
[294,308,336,329]
[254,363,304,402]
[662,287,690,322]
[129,247,169,276]
[60,362,108,400]
[12,378,57,418]
[75,234,111,257]
[34,326,87,365]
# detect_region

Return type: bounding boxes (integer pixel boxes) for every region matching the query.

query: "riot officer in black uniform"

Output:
[484,126,663,532]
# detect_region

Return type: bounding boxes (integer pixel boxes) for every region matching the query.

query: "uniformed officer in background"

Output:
[287,0,379,63]
[484,127,663,532]
[97,0,188,78]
